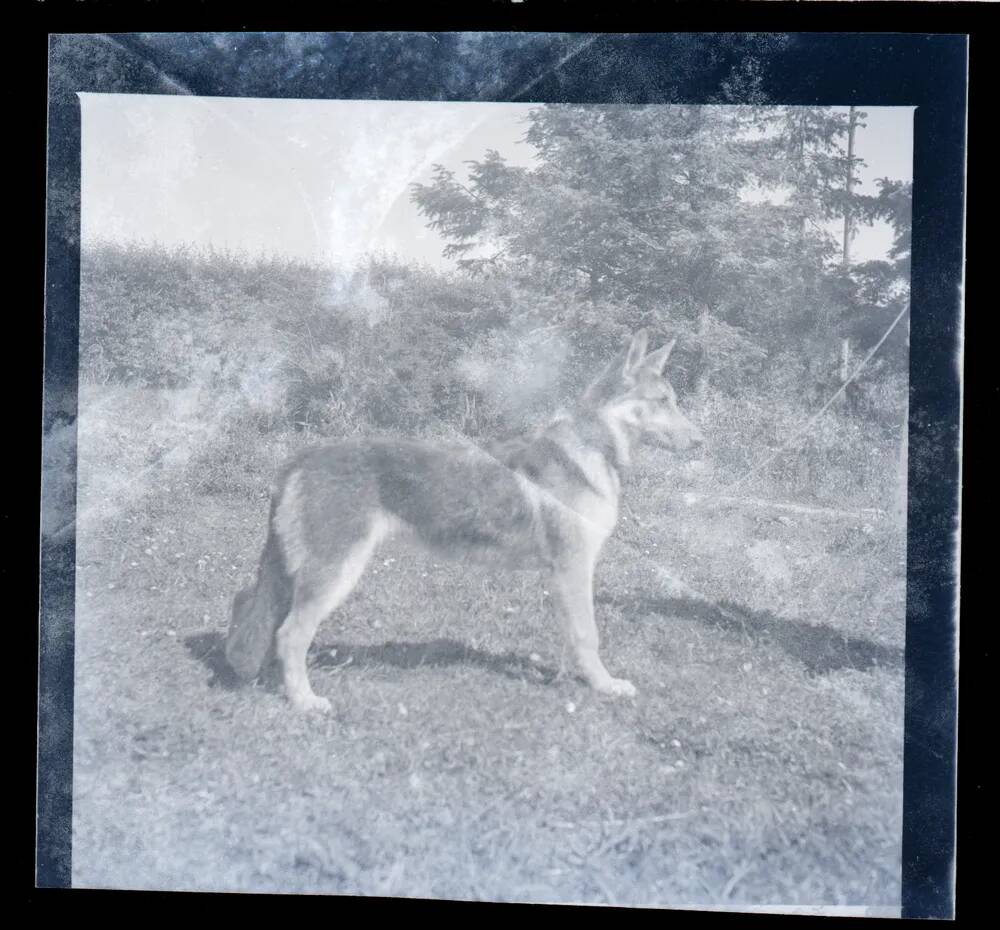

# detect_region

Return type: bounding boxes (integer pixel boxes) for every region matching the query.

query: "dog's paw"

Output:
[291,693,332,714]
[599,677,637,698]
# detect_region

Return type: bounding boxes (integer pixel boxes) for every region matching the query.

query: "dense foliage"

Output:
[411,104,910,397]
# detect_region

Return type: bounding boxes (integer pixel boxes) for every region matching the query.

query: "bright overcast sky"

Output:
[80,95,914,269]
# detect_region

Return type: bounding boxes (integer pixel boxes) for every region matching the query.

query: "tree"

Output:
[414,107,775,321]
[845,179,912,367]
[411,104,880,393]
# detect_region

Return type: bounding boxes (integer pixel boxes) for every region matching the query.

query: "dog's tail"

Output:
[224,503,293,681]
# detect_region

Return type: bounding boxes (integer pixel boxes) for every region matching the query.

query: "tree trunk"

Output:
[695,307,711,396]
[588,268,600,300]
[839,336,852,410]
[842,106,858,268]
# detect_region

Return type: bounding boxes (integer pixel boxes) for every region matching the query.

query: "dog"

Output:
[224,329,704,712]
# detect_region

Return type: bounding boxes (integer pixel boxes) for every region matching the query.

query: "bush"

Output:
[184,410,291,499]
[80,240,330,389]
[79,242,908,512]
[688,385,904,510]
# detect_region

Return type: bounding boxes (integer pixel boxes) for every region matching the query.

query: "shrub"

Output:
[79,242,908,511]
[184,411,295,500]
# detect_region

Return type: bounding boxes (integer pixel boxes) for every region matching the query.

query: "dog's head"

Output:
[585,329,704,453]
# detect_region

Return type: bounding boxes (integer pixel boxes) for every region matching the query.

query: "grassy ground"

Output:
[70,383,905,908]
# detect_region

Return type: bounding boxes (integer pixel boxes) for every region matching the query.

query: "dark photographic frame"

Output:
[38,25,965,918]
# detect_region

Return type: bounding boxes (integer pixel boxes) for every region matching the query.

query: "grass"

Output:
[69,381,905,907]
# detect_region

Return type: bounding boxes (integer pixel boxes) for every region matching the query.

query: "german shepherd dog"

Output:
[225,330,703,712]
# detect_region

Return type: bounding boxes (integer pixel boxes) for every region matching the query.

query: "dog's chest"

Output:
[561,459,618,543]
[576,491,619,543]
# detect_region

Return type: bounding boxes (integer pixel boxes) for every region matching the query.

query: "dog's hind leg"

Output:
[275,516,386,713]
[551,559,636,698]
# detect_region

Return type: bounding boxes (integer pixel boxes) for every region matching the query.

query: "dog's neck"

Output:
[493,402,638,526]
[570,404,636,482]
[597,407,636,479]
[531,404,635,521]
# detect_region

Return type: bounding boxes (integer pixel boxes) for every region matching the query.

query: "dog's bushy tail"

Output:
[224,512,293,681]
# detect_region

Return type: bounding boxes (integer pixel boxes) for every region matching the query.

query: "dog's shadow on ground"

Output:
[186,593,903,693]
[310,639,563,685]
[184,632,563,693]
[599,593,905,674]
[184,633,246,690]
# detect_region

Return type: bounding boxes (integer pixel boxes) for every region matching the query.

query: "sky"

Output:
[80,95,914,269]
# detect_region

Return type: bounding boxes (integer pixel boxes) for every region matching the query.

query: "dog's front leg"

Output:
[275,596,332,714]
[551,561,636,698]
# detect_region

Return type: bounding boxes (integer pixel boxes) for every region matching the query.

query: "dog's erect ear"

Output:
[583,331,643,403]
[583,329,656,403]
[623,329,649,375]
[642,338,677,376]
